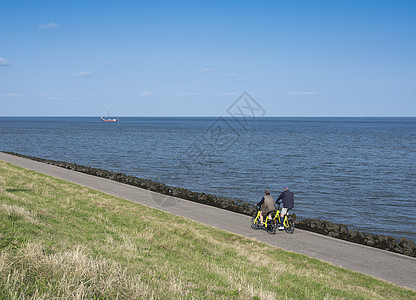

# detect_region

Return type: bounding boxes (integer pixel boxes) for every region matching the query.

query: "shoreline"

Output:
[2,151,415,258]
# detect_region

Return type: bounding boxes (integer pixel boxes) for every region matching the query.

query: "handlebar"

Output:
[255,202,281,207]
[255,203,284,212]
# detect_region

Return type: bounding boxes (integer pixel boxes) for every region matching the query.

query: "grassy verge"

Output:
[0,161,415,299]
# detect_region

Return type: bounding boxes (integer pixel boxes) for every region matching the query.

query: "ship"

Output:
[101,110,118,122]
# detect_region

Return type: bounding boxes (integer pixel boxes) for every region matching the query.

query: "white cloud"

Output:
[202,68,213,73]
[137,92,155,97]
[170,92,203,99]
[0,93,27,98]
[227,72,236,78]
[39,93,69,101]
[75,71,92,78]
[216,92,238,97]
[0,57,12,66]
[39,93,94,101]
[38,22,59,30]
[286,91,320,96]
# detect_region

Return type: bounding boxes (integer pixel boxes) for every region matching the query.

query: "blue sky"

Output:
[1,0,415,116]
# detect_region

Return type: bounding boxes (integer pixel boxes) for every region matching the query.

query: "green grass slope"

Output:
[0,161,415,299]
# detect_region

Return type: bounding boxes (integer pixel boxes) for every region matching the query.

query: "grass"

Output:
[0,161,415,299]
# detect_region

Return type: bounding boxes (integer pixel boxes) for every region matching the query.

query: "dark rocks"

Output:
[3,151,415,258]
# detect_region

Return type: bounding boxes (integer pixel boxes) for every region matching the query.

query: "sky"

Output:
[0,0,415,117]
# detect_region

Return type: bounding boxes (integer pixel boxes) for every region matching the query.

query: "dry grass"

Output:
[0,242,150,299]
[0,160,415,299]
[0,204,39,225]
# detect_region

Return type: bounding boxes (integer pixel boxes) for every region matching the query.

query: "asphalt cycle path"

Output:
[1,152,415,291]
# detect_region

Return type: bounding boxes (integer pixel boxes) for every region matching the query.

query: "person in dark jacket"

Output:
[276,186,294,230]
[256,190,274,226]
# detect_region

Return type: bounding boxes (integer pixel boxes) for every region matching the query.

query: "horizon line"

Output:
[1,115,416,118]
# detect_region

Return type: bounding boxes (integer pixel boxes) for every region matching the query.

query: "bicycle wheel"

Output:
[267,220,276,235]
[251,217,260,230]
[284,217,295,234]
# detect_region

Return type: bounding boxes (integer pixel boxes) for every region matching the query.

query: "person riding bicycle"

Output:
[256,190,275,227]
[276,186,294,230]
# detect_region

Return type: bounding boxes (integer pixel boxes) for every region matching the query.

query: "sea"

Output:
[1,117,415,241]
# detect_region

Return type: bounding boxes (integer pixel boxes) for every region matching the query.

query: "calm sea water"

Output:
[1,117,415,241]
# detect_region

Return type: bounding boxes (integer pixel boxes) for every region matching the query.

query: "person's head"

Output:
[283,186,289,191]
[264,190,270,195]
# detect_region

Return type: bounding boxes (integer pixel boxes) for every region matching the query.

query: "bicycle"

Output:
[251,207,277,234]
[273,203,295,234]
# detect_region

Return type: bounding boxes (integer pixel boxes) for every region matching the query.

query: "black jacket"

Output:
[276,190,294,209]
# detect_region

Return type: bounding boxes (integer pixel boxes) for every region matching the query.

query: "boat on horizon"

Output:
[101,110,118,122]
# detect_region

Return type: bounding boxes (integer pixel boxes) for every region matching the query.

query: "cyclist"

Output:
[256,190,275,227]
[276,186,294,230]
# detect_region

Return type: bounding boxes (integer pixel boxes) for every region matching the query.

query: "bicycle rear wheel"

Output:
[251,217,260,230]
[266,220,276,235]
[284,217,295,234]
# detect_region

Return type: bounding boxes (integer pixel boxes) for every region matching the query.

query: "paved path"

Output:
[1,152,415,291]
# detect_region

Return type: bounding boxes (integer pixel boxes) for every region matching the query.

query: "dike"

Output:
[3,151,416,258]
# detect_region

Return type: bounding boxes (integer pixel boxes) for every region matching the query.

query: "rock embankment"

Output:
[3,151,415,258]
